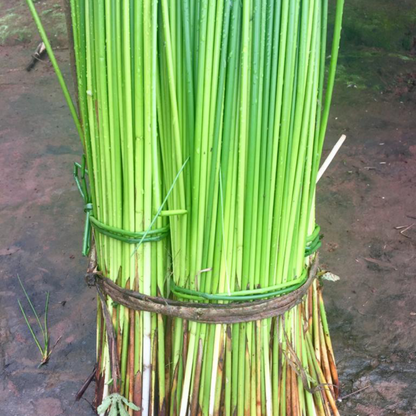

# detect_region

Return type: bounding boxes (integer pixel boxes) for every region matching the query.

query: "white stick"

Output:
[317,134,347,183]
[208,326,222,416]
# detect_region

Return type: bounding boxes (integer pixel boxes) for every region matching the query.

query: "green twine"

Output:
[73,157,169,256]
[171,226,322,302]
[170,271,308,302]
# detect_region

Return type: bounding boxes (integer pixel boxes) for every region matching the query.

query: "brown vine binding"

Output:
[86,254,319,325]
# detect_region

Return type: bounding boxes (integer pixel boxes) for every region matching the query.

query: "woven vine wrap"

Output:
[86,248,320,325]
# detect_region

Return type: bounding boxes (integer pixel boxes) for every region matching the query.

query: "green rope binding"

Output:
[73,157,170,256]
[171,226,322,302]
[170,271,307,302]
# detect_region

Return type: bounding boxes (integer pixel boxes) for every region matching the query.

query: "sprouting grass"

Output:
[17,274,57,367]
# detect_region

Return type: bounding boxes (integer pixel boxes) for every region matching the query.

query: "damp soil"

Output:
[1,1,416,415]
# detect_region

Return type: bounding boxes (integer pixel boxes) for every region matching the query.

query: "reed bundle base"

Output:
[85,248,340,415]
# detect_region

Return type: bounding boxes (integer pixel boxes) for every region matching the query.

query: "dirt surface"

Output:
[318,62,416,414]
[1,1,416,416]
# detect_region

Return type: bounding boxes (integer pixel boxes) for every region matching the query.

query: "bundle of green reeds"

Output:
[68,0,170,412]
[27,0,344,414]
[158,1,343,414]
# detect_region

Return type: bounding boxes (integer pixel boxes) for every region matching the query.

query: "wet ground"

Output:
[1,1,416,415]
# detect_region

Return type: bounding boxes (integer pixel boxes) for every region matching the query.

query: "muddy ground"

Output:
[1,1,415,415]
